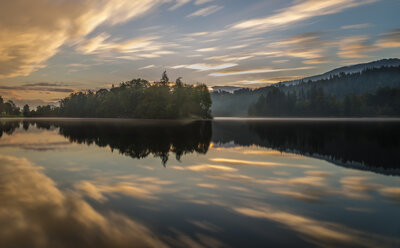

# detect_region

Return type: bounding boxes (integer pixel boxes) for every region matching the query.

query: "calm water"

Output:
[0,118,399,248]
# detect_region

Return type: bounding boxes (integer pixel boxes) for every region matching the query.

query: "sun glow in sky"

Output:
[0,0,399,106]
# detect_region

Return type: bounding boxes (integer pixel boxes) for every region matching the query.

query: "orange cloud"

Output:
[0,0,165,78]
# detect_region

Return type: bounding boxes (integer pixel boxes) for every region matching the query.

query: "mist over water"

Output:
[0,118,399,247]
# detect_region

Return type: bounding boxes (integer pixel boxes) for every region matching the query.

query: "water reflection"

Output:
[0,119,399,247]
[0,155,168,248]
[1,118,399,174]
[212,119,400,174]
[0,119,211,165]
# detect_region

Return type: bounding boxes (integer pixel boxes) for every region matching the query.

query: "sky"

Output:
[0,0,399,106]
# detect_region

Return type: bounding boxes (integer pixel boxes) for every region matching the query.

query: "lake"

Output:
[0,118,399,248]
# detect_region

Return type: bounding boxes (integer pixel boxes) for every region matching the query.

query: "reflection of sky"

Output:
[0,125,399,247]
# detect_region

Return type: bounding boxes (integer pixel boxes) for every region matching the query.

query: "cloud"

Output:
[376,28,400,48]
[340,176,378,200]
[266,32,331,62]
[205,55,253,62]
[337,36,376,58]
[0,155,168,248]
[168,0,214,11]
[209,66,313,77]
[187,164,237,172]
[0,140,71,151]
[186,5,223,18]
[226,44,249,50]
[171,63,237,71]
[76,33,173,58]
[138,65,156,70]
[210,158,314,168]
[0,81,77,106]
[169,0,191,10]
[341,23,373,29]
[0,0,166,78]
[75,180,160,201]
[234,205,398,247]
[195,0,214,5]
[231,76,303,87]
[0,86,74,93]
[379,187,400,204]
[196,47,218,52]
[231,0,377,33]
[23,82,70,87]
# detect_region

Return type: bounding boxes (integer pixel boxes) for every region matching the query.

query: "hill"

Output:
[276,58,400,87]
[211,59,400,116]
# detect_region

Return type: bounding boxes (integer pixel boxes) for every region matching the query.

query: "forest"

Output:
[248,86,400,116]
[212,66,400,116]
[1,72,212,119]
[0,97,21,117]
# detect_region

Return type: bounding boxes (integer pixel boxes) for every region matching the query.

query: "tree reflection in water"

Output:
[1,118,400,173]
[1,119,212,166]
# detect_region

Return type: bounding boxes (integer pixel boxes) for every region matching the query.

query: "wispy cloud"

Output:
[187,5,223,18]
[232,76,304,87]
[338,36,376,58]
[0,0,166,78]
[138,64,156,70]
[226,44,249,50]
[376,28,400,48]
[195,0,214,5]
[268,32,329,60]
[76,33,175,60]
[205,55,253,62]
[169,0,214,11]
[169,0,191,11]
[196,47,218,52]
[231,0,377,33]
[341,23,373,29]
[209,66,313,77]
[171,63,237,71]
[0,84,75,93]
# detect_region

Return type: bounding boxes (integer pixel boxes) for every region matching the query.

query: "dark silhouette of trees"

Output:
[249,86,400,117]
[0,98,21,116]
[19,72,212,119]
[23,119,212,166]
[212,120,400,174]
[160,70,169,86]
[22,105,30,117]
[213,65,400,116]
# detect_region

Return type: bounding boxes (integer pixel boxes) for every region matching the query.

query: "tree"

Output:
[175,77,183,88]
[160,71,169,86]
[23,104,30,117]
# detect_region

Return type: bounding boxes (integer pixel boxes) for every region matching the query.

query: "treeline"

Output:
[278,66,400,98]
[0,97,21,117]
[249,86,400,116]
[211,65,400,116]
[18,72,212,119]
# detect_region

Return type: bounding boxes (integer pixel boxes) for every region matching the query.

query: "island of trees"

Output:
[0,72,212,119]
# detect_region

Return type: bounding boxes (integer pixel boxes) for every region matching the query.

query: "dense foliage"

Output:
[248,86,400,116]
[22,72,212,119]
[278,66,400,98]
[0,97,21,117]
[212,66,400,116]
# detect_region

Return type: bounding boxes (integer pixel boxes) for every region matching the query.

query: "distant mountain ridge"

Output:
[210,86,244,93]
[211,58,400,116]
[276,58,400,87]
